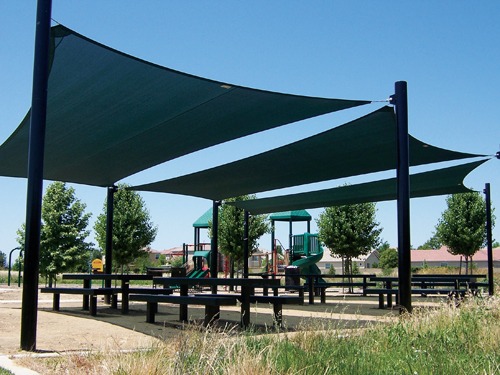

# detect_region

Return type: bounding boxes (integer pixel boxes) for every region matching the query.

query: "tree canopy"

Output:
[94,185,157,272]
[378,247,398,272]
[17,182,93,285]
[317,202,382,274]
[417,232,442,250]
[436,192,495,274]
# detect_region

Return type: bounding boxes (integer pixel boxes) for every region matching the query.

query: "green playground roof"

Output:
[193,208,213,228]
[229,160,488,214]
[269,210,312,222]
[131,107,484,200]
[0,25,368,187]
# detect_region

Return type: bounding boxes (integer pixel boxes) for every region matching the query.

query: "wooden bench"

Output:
[313,282,377,303]
[196,291,304,327]
[249,295,303,327]
[365,288,464,309]
[40,287,119,316]
[152,277,281,328]
[129,294,238,326]
[303,274,377,303]
[119,286,175,314]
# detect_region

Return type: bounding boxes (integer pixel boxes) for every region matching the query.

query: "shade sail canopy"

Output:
[229,160,488,214]
[269,210,312,222]
[131,106,483,199]
[0,25,368,187]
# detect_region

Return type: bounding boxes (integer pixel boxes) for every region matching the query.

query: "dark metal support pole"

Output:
[105,186,117,277]
[243,210,249,278]
[20,0,52,351]
[289,220,293,254]
[484,183,494,296]
[307,219,311,234]
[271,220,275,260]
[210,201,220,294]
[210,201,220,278]
[390,81,412,314]
[104,186,117,302]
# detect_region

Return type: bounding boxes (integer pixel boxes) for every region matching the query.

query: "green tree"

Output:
[17,182,93,286]
[0,251,6,269]
[378,248,398,272]
[317,202,382,275]
[417,232,442,250]
[94,185,157,272]
[210,196,270,272]
[377,241,390,253]
[436,192,495,274]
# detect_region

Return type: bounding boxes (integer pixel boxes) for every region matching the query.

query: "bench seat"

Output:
[129,294,238,326]
[40,287,119,316]
[365,288,465,308]
[195,293,303,327]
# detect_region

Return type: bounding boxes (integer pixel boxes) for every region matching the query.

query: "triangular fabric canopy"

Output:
[131,106,484,199]
[229,160,488,214]
[0,25,368,187]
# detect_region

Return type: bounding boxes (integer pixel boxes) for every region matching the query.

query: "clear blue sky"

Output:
[1,1,499,258]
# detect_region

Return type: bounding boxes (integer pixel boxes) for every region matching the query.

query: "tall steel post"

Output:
[104,186,117,302]
[484,183,494,296]
[243,210,249,278]
[390,81,412,313]
[105,186,117,274]
[20,0,52,351]
[210,201,220,275]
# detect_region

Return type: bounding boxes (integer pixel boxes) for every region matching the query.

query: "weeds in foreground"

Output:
[17,294,500,375]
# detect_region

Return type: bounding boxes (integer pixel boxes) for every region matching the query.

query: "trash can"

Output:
[285,266,300,287]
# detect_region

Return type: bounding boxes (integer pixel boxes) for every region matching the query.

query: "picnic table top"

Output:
[153,277,281,287]
[370,274,486,282]
[62,273,154,281]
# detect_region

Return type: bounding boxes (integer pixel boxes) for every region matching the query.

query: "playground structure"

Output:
[290,232,324,278]
[184,243,211,278]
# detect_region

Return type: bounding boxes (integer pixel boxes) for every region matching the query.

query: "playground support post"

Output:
[243,210,249,278]
[20,0,52,352]
[210,200,221,293]
[390,81,412,314]
[484,183,494,296]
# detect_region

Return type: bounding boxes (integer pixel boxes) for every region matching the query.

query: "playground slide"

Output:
[187,269,209,278]
[292,245,325,283]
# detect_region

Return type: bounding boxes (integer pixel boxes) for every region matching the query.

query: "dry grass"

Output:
[15,292,500,374]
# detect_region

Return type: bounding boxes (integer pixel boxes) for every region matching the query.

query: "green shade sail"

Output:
[269,210,312,222]
[131,106,484,199]
[0,25,368,187]
[229,160,489,214]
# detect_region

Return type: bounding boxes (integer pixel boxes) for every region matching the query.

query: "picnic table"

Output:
[59,273,165,314]
[368,274,487,308]
[301,274,376,303]
[144,277,282,327]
